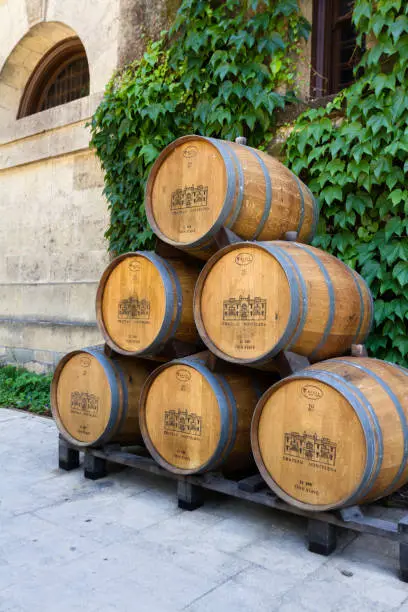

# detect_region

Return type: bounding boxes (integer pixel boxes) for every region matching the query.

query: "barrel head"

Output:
[196,243,292,363]
[253,376,367,510]
[52,352,112,445]
[141,363,223,473]
[99,253,167,354]
[147,137,228,245]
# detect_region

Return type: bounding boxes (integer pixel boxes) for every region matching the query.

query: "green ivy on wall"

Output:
[90,0,310,254]
[285,0,408,365]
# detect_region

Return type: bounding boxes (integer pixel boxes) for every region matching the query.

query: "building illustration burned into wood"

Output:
[164,409,202,436]
[284,432,337,467]
[118,297,150,321]
[223,296,267,322]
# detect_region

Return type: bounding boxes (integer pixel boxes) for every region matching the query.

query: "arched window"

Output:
[18,37,89,118]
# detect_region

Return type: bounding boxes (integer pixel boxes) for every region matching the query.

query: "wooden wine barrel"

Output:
[145,135,318,260]
[96,252,200,356]
[251,357,408,511]
[194,241,373,367]
[139,353,268,475]
[51,348,156,447]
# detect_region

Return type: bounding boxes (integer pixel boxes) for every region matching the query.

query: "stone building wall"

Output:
[0,0,180,372]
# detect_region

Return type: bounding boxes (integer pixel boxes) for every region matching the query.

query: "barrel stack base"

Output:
[58,435,80,471]
[84,453,108,480]
[177,480,204,511]
[307,519,337,556]
[399,518,408,582]
[400,545,408,582]
[54,438,408,582]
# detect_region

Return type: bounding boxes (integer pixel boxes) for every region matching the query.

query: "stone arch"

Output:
[0,21,90,125]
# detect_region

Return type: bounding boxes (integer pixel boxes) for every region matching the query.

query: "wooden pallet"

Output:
[58,435,408,582]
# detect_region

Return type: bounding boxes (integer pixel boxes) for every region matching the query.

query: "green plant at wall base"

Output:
[0,365,52,415]
[285,0,408,365]
[90,0,310,254]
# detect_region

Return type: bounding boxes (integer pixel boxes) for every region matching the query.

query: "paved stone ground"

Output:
[1,408,408,612]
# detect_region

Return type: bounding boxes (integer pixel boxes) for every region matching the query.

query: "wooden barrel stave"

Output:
[315,358,408,500]
[145,135,318,259]
[193,241,373,367]
[251,358,408,511]
[51,348,155,447]
[139,353,266,475]
[96,251,200,356]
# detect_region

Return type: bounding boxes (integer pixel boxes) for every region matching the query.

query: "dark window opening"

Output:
[18,37,90,118]
[311,0,364,98]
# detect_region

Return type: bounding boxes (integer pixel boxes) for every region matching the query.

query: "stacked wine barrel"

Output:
[52,134,408,511]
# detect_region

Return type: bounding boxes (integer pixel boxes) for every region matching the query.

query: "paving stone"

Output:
[1,409,407,612]
[185,565,284,612]
[312,564,408,608]
[276,571,397,612]
[235,529,329,577]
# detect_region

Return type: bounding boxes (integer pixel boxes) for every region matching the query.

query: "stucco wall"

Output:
[0,95,109,371]
[0,0,182,372]
[0,0,121,371]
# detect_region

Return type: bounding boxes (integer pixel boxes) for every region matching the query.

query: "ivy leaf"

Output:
[372,14,387,36]
[394,336,408,358]
[391,88,408,120]
[393,261,408,286]
[390,15,408,43]
[322,185,343,205]
[340,122,363,142]
[272,0,298,17]
[219,81,234,102]
[374,300,386,325]
[185,30,209,53]
[385,216,403,240]
[262,33,285,53]
[345,194,368,215]
[382,242,403,265]
[372,74,396,97]
[361,258,383,284]
[389,190,404,206]
[242,112,257,131]
[214,63,238,80]
[230,31,255,52]
[143,104,165,122]
[352,0,372,27]
[125,136,139,159]
[386,167,404,190]
[138,144,160,164]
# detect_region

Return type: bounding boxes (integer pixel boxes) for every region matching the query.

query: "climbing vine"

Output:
[90,0,310,253]
[285,0,408,365]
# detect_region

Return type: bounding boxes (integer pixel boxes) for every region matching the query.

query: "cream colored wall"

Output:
[0,0,122,371]
[297,0,313,100]
[0,96,109,371]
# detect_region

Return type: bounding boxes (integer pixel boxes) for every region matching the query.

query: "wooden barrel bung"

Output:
[96,251,200,356]
[193,241,373,367]
[139,353,267,475]
[51,348,155,447]
[145,135,318,260]
[251,357,408,511]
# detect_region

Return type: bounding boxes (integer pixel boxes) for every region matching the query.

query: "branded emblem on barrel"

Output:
[301,385,324,400]
[128,260,141,272]
[235,253,253,266]
[183,146,198,159]
[176,369,192,382]
[80,357,91,368]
